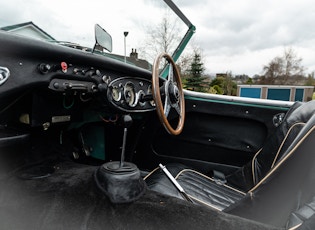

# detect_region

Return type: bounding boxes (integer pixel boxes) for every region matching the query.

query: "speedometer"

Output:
[124,82,137,107]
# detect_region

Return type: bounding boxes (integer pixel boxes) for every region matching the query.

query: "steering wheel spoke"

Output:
[152,53,185,135]
[168,64,174,83]
[164,98,171,118]
[173,101,181,117]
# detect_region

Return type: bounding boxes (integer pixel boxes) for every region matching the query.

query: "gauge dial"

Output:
[111,86,121,102]
[147,85,156,106]
[138,90,146,107]
[124,82,137,107]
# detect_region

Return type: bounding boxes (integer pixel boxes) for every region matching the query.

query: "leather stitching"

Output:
[250,125,315,193]
[271,122,305,168]
[175,169,246,195]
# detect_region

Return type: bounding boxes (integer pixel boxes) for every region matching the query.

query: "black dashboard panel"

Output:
[0,31,157,114]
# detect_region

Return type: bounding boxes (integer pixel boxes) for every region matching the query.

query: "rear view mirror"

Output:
[94,24,112,53]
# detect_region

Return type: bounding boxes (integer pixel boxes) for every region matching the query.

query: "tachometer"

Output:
[124,82,137,107]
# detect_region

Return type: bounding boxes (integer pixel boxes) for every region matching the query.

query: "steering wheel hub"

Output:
[168,83,180,104]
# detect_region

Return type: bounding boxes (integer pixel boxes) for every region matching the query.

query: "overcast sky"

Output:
[1,0,315,77]
[180,0,315,76]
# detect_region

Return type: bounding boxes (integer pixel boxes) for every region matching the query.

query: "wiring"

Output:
[63,96,75,109]
[99,114,119,123]
[79,93,92,102]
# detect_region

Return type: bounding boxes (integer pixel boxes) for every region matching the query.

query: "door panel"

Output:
[153,112,267,166]
[150,91,292,170]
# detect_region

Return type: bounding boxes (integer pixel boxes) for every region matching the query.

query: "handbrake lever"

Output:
[159,163,193,203]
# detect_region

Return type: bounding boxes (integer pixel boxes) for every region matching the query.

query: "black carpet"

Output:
[0,161,281,230]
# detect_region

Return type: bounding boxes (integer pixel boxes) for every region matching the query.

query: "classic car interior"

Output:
[1,30,315,230]
[1,2,315,229]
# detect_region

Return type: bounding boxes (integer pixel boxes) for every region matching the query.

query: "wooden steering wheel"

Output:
[152,53,185,135]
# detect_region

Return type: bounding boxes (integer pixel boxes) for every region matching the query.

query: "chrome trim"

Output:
[184,89,295,108]
[107,76,156,112]
[0,66,10,85]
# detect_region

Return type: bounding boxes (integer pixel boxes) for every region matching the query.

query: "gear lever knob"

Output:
[121,114,133,128]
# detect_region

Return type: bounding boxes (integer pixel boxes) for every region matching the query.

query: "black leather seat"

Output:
[145,163,246,210]
[145,100,315,228]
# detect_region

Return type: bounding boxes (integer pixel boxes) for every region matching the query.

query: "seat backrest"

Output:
[227,113,315,228]
[253,101,315,182]
[227,100,315,191]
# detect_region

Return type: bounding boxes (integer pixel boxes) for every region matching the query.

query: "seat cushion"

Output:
[145,163,246,211]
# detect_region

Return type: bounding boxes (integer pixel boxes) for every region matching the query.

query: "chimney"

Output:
[130,48,138,59]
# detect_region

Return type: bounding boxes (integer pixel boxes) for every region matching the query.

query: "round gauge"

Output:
[147,85,156,106]
[111,86,121,102]
[138,90,146,107]
[124,82,137,107]
[102,75,111,84]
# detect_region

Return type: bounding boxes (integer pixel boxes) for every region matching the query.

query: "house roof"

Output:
[104,53,152,71]
[1,21,55,41]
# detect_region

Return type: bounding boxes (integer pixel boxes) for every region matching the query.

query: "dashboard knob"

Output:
[97,83,108,93]
[38,63,51,74]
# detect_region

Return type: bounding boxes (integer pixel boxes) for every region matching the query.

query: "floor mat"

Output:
[0,161,279,230]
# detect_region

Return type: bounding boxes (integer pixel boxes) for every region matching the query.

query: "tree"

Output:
[223,71,237,95]
[210,72,237,96]
[183,50,208,92]
[261,47,305,85]
[209,76,224,95]
[245,78,253,84]
[140,15,181,63]
[212,85,222,94]
[234,74,250,84]
[177,52,193,76]
[305,71,315,86]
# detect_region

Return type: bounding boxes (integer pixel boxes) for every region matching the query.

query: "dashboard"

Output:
[0,31,158,117]
[47,64,156,113]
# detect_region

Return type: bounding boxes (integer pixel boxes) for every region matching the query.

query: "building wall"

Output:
[238,85,314,102]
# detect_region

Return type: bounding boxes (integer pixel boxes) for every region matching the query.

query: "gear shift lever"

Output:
[94,114,145,204]
[120,115,133,168]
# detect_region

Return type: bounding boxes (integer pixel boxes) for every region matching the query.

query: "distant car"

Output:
[0,1,314,230]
